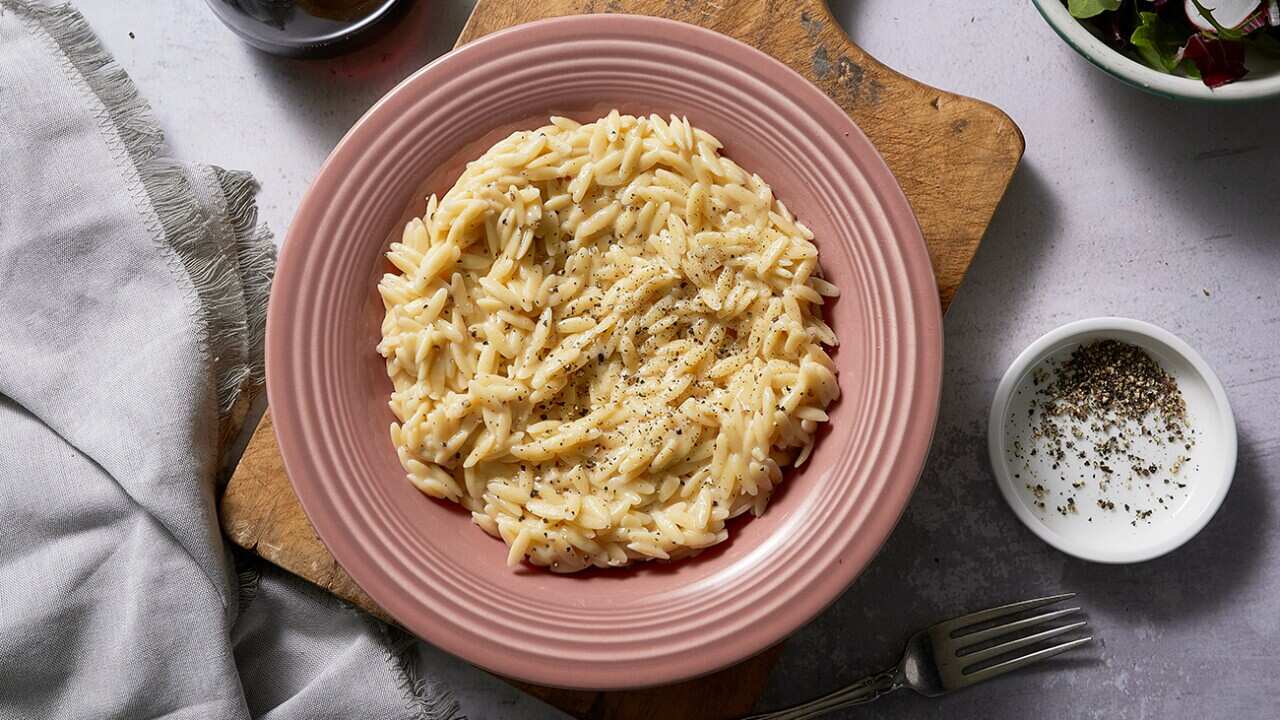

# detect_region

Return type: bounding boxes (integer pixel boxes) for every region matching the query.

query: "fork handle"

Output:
[739,667,901,720]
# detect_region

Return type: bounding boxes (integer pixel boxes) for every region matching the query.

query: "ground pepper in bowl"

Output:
[1013,339,1197,526]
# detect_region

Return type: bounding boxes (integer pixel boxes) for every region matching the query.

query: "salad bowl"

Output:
[1034,0,1280,101]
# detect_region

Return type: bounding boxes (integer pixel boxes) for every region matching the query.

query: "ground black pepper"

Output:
[1013,339,1195,525]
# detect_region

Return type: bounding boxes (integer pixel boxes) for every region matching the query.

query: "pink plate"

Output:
[268,15,942,690]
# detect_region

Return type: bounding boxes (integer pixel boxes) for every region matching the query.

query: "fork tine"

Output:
[938,593,1076,636]
[959,621,1088,667]
[959,636,1093,686]
[954,607,1081,647]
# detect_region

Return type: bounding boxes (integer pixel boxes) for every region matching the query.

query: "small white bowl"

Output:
[1033,0,1280,102]
[988,317,1237,563]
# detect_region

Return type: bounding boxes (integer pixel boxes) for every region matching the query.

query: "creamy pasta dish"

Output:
[377,111,840,572]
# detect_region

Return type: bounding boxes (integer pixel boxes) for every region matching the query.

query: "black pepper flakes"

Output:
[1015,340,1194,523]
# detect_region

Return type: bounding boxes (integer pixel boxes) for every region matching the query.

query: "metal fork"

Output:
[742,593,1092,720]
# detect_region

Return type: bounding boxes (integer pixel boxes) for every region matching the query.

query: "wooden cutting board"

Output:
[219,1,1023,717]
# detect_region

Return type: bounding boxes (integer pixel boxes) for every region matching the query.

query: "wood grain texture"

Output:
[218,1,1023,718]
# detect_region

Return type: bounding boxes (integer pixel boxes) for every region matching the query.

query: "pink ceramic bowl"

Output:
[268,14,942,690]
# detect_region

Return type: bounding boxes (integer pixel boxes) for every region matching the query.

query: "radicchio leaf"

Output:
[1180,34,1249,86]
[1100,9,1130,49]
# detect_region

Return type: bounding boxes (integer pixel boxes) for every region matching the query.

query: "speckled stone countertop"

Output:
[75,1,1279,717]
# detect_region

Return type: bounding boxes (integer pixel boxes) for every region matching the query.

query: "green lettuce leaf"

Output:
[1130,11,1191,73]
[1068,0,1124,19]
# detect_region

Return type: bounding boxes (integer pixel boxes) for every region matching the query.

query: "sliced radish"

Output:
[1185,0,1262,31]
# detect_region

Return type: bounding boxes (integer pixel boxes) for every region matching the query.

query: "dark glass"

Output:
[204,0,412,58]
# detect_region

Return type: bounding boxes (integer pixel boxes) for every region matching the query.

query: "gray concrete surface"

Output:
[71,1,1279,717]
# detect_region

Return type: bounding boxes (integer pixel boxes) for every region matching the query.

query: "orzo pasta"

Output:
[377,111,840,572]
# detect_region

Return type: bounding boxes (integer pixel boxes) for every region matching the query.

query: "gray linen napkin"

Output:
[0,3,460,718]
